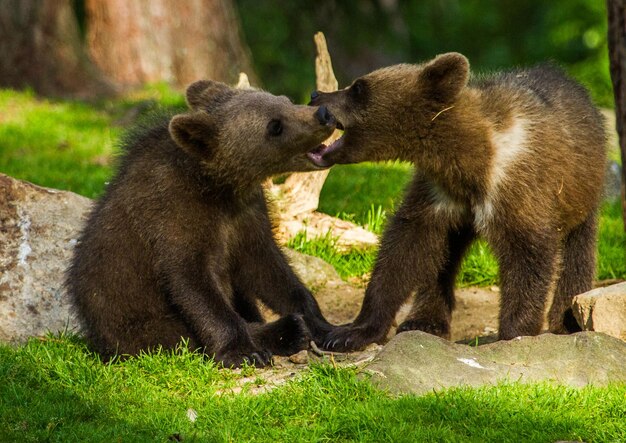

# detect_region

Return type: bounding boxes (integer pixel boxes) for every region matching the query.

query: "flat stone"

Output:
[288,349,309,364]
[573,282,626,340]
[0,174,89,342]
[365,331,626,395]
[282,247,341,290]
[604,160,622,201]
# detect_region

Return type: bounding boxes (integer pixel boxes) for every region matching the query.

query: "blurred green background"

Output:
[235,0,610,106]
[1,0,622,283]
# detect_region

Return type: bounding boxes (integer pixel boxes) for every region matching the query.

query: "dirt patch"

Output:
[262,275,502,350]
[217,342,383,395]
[313,280,501,342]
[228,277,625,390]
[251,280,501,391]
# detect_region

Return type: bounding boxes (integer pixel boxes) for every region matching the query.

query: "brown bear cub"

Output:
[67,80,338,367]
[309,53,606,351]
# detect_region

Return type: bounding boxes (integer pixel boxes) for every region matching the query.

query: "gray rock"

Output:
[288,349,309,365]
[0,174,90,342]
[365,331,626,395]
[283,247,341,289]
[604,160,622,201]
[573,282,626,340]
[599,109,621,201]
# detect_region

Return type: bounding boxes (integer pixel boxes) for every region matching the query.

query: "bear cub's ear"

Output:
[169,111,217,157]
[419,52,469,103]
[185,80,236,110]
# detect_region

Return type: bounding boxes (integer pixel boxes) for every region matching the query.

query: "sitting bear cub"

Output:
[310,53,606,350]
[67,80,338,367]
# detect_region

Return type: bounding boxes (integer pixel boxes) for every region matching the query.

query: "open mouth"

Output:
[306,125,346,168]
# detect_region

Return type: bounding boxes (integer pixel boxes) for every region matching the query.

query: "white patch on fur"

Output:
[489,118,528,187]
[429,184,465,218]
[474,118,528,231]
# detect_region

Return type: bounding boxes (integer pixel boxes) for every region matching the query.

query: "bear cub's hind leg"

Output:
[491,224,560,340]
[548,211,597,334]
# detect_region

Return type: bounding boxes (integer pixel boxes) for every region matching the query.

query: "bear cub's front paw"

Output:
[322,323,386,352]
[255,314,312,356]
[215,347,272,368]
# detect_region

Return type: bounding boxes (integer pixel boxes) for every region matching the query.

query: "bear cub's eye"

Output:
[267,119,283,136]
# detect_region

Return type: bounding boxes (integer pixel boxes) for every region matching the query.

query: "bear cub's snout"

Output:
[314,105,336,126]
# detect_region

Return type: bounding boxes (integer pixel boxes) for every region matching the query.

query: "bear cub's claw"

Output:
[321,323,385,352]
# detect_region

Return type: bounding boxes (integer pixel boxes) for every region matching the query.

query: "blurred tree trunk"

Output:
[267,32,378,249]
[268,32,339,218]
[0,0,114,98]
[607,0,626,231]
[85,0,256,87]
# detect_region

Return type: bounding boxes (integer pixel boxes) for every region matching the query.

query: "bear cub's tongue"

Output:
[307,143,328,166]
[307,134,345,168]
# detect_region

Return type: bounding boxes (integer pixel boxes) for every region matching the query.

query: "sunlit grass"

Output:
[288,230,376,280]
[0,86,184,198]
[319,161,412,227]
[1,334,624,442]
[598,199,626,280]
[0,89,119,197]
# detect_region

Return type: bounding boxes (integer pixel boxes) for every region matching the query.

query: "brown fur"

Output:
[310,53,606,351]
[66,80,337,366]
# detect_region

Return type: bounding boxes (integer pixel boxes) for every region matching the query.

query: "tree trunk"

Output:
[269,32,340,218]
[85,0,256,88]
[0,0,114,98]
[267,33,379,249]
[607,0,626,231]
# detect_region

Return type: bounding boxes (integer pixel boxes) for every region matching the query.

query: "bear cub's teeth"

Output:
[307,143,327,163]
[308,143,327,156]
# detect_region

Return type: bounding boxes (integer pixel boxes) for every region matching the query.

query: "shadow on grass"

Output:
[0,336,201,442]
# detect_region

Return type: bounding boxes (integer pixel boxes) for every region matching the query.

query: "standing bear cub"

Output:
[310,53,606,350]
[67,80,338,366]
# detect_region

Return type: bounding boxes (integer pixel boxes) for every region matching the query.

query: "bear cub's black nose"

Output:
[314,105,335,125]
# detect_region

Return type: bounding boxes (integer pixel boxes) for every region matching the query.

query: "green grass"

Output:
[319,161,412,227]
[598,200,626,280]
[288,230,377,280]
[0,87,624,283]
[0,89,119,197]
[0,86,184,198]
[1,334,625,442]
